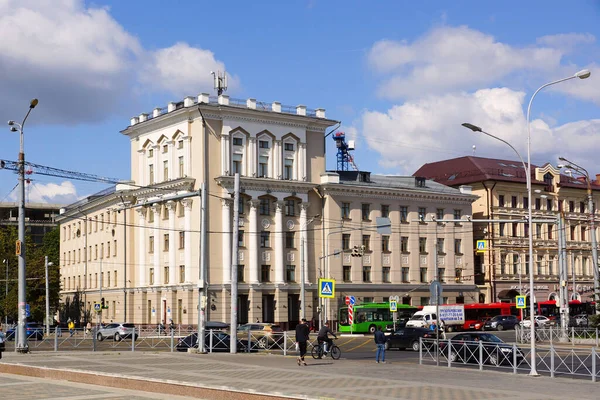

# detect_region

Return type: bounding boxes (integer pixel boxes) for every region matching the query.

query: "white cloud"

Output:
[16,181,80,204]
[0,1,238,125]
[359,88,598,174]
[368,26,569,99]
[537,33,595,52]
[139,43,239,97]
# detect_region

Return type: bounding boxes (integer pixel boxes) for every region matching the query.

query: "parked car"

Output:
[520,315,552,328]
[385,327,436,351]
[176,331,249,352]
[96,323,137,341]
[5,323,45,341]
[483,315,519,331]
[440,332,524,366]
[237,323,283,348]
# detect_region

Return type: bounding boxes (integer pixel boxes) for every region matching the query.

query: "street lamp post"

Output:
[3,259,7,327]
[45,256,53,336]
[558,157,599,313]
[8,98,39,353]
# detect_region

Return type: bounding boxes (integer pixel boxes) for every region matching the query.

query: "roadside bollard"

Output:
[209,329,213,353]
[592,347,597,382]
[132,330,135,352]
[512,344,517,374]
[478,340,483,371]
[283,332,287,356]
[247,329,251,353]
[54,326,58,352]
[550,344,555,378]
[170,329,174,352]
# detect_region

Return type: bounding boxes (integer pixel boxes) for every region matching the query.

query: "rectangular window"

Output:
[260,231,270,248]
[178,202,184,217]
[548,259,554,276]
[342,234,351,250]
[163,234,169,251]
[438,268,445,283]
[512,222,518,237]
[179,231,185,249]
[100,214,104,230]
[285,199,295,216]
[114,270,117,287]
[149,268,154,285]
[511,196,517,208]
[455,269,462,283]
[261,265,271,282]
[238,265,245,283]
[233,137,243,146]
[382,267,391,283]
[419,237,427,253]
[361,203,370,221]
[454,239,462,254]
[238,196,244,214]
[401,236,409,252]
[581,226,586,241]
[569,201,574,212]
[285,231,295,248]
[362,266,371,282]
[149,164,154,184]
[525,255,530,275]
[381,235,390,252]
[436,238,444,254]
[179,265,185,283]
[498,195,505,207]
[100,243,104,259]
[523,196,529,209]
[537,256,543,275]
[570,225,576,240]
[148,149,153,158]
[401,267,409,282]
[535,198,541,210]
[284,159,293,180]
[258,156,268,178]
[362,235,370,251]
[286,265,296,282]
[232,153,242,175]
[259,140,269,149]
[149,236,154,253]
[499,222,505,237]
[343,266,351,282]
[164,267,169,284]
[94,244,98,260]
[284,142,294,151]
[381,205,390,218]
[107,242,110,258]
[148,210,154,223]
[107,271,111,287]
[94,273,98,288]
[547,198,553,211]
[436,208,444,220]
[162,144,168,153]
[400,206,408,222]
[238,230,244,247]
[178,156,184,178]
[178,140,184,149]
[580,202,585,213]
[420,268,428,283]
[500,256,506,275]
[524,223,529,238]
[342,202,351,219]
[548,224,553,239]
[512,254,519,275]
[259,198,270,215]
[453,209,462,220]
[536,224,542,239]
[418,207,427,220]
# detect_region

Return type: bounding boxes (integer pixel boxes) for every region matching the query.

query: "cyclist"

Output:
[317,322,337,356]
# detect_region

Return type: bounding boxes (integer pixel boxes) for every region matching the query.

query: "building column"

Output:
[274,140,281,179]
[182,198,193,284]
[136,207,146,286]
[222,199,232,284]
[222,135,230,175]
[248,137,257,177]
[300,202,309,284]
[248,199,260,284]
[299,142,306,181]
[166,201,177,285]
[152,204,161,286]
[275,201,285,284]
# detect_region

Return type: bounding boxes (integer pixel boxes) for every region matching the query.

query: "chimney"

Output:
[296,105,306,116]
[167,102,177,112]
[247,98,257,109]
[153,108,162,118]
[198,93,210,104]
[218,94,230,105]
[183,96,195,107]
[130,116,139,126]
[272,102,281,113]
[138,113,148,123]
[316,108,326,118]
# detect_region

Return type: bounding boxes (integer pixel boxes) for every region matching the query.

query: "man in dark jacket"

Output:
[374,326,387,363]
[295,318,310,366]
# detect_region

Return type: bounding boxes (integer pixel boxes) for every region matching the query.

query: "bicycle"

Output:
[311,339,341,360]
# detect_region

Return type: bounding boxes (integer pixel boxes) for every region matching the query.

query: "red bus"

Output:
[536,300,594,320]
[460,303,517,331]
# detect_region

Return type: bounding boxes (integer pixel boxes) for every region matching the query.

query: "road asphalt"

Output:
[0,349,598,399]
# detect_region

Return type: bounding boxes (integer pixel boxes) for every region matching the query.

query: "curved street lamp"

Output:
[8,98,38,353]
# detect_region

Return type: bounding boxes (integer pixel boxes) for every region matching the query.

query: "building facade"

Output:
[58,95,479,329]
[415,156,600,306]
[0,202,61,244]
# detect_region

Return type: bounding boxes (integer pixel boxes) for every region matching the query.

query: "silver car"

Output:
[96,323,137,341]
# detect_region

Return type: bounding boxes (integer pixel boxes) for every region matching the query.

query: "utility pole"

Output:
[230,173,240,353]
[4,259,7,327]
[557,213,569,341]
[45,256,53,336]
[198,182,207,353]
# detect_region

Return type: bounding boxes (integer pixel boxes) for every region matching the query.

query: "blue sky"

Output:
[0,0,599,204]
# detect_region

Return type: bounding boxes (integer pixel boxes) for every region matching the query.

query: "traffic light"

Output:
[101,297,105,308]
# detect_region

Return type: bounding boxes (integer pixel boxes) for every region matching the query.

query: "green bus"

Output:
[338,302,419,334]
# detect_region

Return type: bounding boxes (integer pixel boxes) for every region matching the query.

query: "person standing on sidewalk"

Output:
[295,318,310,366]
[0,326,6,359]
[374,326,387,363]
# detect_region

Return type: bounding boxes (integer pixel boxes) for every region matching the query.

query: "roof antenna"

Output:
[211,71,228,96]
[472,145,476,155]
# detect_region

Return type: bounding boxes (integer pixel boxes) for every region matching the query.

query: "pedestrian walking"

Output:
[68,319,75,337]
[0,326,6,360]
[85,321,92,337]
[55,316,62,337]
[295,318,310,366]
[374,326,387,363]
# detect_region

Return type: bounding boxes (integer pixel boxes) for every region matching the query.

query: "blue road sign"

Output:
[319,278,335,298]
[25,303,30,318]
[350,296,356,305]
[390,301,398,312]
[94,303,101,312]
[516,295,526,309]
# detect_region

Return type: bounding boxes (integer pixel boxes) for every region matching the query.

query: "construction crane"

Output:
[0,159,122,185]
[332,131,358,171]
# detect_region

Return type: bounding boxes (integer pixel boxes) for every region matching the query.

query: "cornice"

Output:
[321,185,477,205]
[215,176,318,194]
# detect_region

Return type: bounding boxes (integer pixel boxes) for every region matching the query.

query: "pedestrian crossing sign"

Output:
[319,278,335,298]
[390,300,397,312]
[516,295,526,309]
[476,240,488,253]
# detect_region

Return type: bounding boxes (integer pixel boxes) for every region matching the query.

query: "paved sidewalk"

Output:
[0,351,597,400]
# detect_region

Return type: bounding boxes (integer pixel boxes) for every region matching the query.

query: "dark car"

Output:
[6,323,45,341]
[483,315,519,331]
[385,327,436,351]
[176,330,248,352]
[440,332,524,366]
